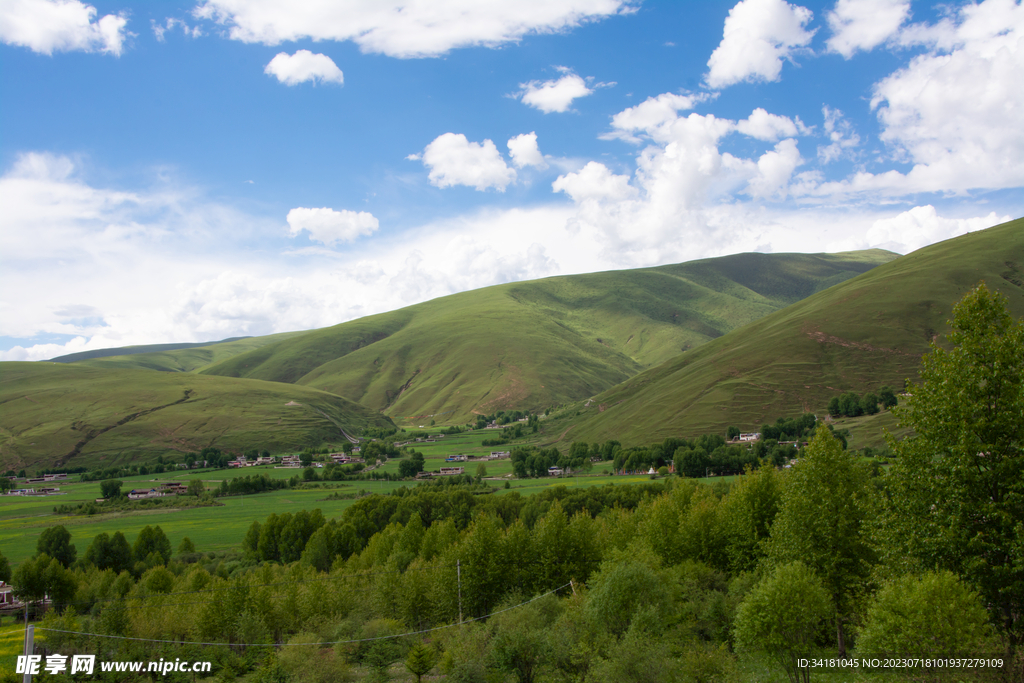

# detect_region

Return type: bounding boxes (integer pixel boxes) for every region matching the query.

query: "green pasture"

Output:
[197,250,894,425]
[557,218,1024,446]
[0,362,394,473]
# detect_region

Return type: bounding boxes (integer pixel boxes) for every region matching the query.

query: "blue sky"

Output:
[2,0,1022,360]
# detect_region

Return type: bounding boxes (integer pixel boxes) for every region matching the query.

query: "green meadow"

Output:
[0,363,394,472]
[554,218,1024,446]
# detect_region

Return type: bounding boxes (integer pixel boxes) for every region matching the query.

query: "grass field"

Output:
[194,250,895,424]
[551,218,1024,446]
[0,363,395,473]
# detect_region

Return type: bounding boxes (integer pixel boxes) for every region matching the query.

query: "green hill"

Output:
[0,363,394,472]
[198,250,896,423]
[62,331,306,372]
[553,217,1024,446]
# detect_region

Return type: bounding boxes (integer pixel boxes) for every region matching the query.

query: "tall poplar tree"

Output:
[879,283,1024,656]
[766,426,873,656]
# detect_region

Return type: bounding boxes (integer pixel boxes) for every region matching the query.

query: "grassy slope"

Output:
[200,251,895,423]
[0,363,394,472]
[66,331,306,372]
[556,218,1024,446]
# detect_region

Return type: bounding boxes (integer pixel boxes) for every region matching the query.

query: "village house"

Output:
[125,489,163,499]
[438,466,465,476]
[739,432,760,442]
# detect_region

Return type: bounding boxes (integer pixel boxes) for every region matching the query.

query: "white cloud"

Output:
[264,50,344,86]
[194,0,636,58]
[705,0,815,88]
[0,0,128,55]
[858,205,1011,253]
[516,70,593,113]
[286,207,378,244]
[152,17,202,41]
[746,138,803,198]
[736,107,800,141]
[417,133,516,191]
[817,106,860,163]
[603,92,707,142]
[826,0,910,58]
[804,0,1024,197]
[507,133,547,169]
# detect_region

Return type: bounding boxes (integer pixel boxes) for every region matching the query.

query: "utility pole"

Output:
[22,623,34,683]
[457,559,463,626]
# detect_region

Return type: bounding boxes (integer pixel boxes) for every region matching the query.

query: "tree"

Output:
[99,479,122,499]
[880,283,1024,655]
[0,549,10,583]
[133,525,172,565]
[37,525,76,568]
[187,478,205,497]
[177,536,196,555]
[857,571,996,659]
[475,463,487,479]
[878,385,897,409]
[767,426,873,656]
[860,392,879,415]
[726,425,740,440]
[404,642,437,683]
[734,561,831,683]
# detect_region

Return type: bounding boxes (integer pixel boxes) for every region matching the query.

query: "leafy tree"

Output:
[878,385,897,409]
[85,532,133,573]
[475,463,487,479]
[734,561,831,683]
[827,396,841,418]
[404,642,437,683]
[718,462,782,573]
[879,283,1024,654]
[726,425,740,440]
[838,391,861,417]
[0,549,10,583]
[187,478,205,497]
[857,571,996,659]
[133,525,172,565]
[177,536,196,555]
[860,392,880,415]
[767,426,873,656]
[36,525,76,567]
[13,554,77,613]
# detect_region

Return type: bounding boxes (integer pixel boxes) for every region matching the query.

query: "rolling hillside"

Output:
[58,331,306,372]
[0,363,395,472]
[196,250,896,423]
[553,217,1024,446]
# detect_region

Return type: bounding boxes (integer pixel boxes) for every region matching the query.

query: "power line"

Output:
[34,582,572,647]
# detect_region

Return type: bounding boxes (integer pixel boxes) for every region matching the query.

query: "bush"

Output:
[857,571,997,658]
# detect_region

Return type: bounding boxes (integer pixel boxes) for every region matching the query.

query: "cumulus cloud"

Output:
[705,0,815,88]
[416,133,516,191]
[863,205,1011,254]
[746,138,803,198]
[507,133,548,170]
[286,207,377,244]
[826,0,910,58]
[516,69,594,113]
[194,0,636,58]
[736,108,801,141]
[264,50,344,86]
[554,105,761,264]
[0,0,128,55]
[603,92,708,142]
[802,0,1024,197]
